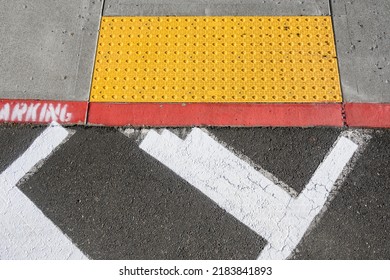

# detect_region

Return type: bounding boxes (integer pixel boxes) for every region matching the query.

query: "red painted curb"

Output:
[0,99,88,124]
[345,103,390,128]
[88,103,343,127]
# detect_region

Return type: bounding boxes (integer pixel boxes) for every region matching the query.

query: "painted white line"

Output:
[0,123,87,260]
[258,136,358,259]
[139,128,360,260]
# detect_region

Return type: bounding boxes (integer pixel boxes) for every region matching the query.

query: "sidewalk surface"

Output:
[0,0,389,127]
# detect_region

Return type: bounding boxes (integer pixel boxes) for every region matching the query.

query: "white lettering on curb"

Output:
[0,102,72,122]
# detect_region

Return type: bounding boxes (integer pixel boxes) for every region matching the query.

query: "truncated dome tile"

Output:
[90,16,342,103]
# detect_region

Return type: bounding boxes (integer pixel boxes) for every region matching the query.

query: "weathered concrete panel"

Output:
[0,0,103,101]
[332,0,390,102]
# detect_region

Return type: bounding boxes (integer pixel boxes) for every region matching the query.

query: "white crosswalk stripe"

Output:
[140,128,365,259]
[0,123,87,260]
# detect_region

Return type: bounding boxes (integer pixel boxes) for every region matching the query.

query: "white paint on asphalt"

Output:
[0,122,87,260]
[140,128,360,260]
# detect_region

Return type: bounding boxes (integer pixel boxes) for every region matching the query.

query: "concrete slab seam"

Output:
[327,0,345,111]
[85,0,108,125]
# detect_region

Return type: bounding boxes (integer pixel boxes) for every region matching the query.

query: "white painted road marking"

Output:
[0,123,87,260]
[140,128,360,260]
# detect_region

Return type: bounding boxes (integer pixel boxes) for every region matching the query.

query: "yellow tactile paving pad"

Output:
[90,16,342,103]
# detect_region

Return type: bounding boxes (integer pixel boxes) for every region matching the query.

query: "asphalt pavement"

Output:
[1,125,388,259]
[1,0,390,263]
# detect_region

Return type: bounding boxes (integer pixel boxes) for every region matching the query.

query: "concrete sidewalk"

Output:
[0,0,389,127]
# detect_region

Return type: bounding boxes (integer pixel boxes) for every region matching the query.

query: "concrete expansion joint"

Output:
[341,102,348,127]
